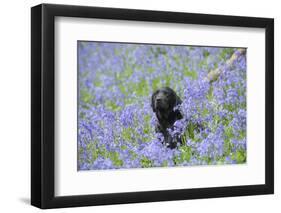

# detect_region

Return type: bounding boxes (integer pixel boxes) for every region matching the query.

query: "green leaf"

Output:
[183,66,198,79]
[236,150,246,163]
[141,157,153,167]
[80,89,92,104]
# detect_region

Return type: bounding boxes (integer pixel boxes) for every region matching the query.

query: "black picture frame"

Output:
[31,3,274,209]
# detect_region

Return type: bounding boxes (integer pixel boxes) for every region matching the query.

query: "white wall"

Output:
[0,0,279,212]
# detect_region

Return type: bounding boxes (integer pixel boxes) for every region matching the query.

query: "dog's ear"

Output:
[175,95,183,119]
[176,95,182,106]
[151,90,158,112]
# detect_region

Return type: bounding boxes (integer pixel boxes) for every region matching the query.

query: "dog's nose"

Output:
[156,98,161,102]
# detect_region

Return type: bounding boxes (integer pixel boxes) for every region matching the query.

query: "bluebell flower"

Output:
[77,42,247,170]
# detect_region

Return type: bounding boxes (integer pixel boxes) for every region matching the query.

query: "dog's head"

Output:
[151,87,182,113]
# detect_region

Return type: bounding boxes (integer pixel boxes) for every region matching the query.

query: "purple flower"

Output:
[78,42,247,170]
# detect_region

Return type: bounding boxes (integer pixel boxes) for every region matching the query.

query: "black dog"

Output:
[151,87,183,149]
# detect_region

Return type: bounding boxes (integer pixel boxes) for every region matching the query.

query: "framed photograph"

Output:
[31,3,274,209]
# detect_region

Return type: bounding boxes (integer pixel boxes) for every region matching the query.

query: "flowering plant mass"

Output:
[78,42,247,170]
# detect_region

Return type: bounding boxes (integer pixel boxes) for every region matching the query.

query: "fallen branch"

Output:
[206,48,246,82]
